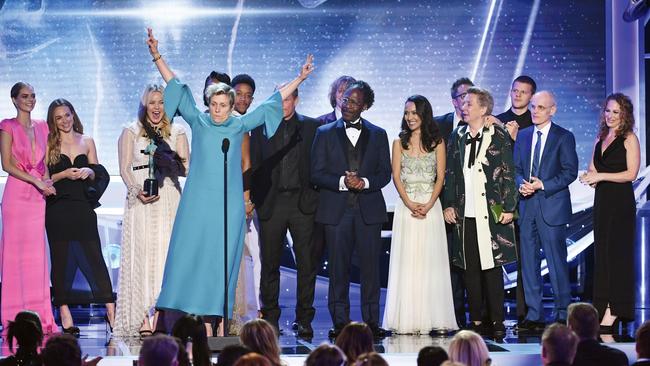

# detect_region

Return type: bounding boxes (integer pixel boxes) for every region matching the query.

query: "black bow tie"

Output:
[466,132,483,169]
[345,121,362,130]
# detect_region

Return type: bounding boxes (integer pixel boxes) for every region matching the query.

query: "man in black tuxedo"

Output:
[317,75,356,125]
[568,303,629,366]
[634,321,650,366]
[433,77,474,329]
[311,81,392,339]
[433,77,474,144]
[250,85,320,338]
[496,75,536,141]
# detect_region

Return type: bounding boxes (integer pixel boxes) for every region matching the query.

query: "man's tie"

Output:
[466,133,482,168]
[531,130,542,178]
[345,121,361,130]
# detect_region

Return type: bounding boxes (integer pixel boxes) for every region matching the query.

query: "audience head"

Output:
[599,92,634,140]
[636,320,650,359]
[440,362,467,366]
[10,81,35,112]
[139,334,180,366]
[6,310,43,353]
[354,352,388,366]
[335,322,374,362]
[274,81,299,119]
[567,302,599,340]
[510,75,536,110]
[541,323,578,366]
[233,353,272,366]
[450,77,474,117]
[305,344,347,366]
[41,334,82,366]
[530,90,557,127]
[462,87,494,124]
[204,71,232,106]
[172,314,212,366]
[217,344,253,366]
[240,319,282,366]
[232,74,256,114]
[400,94,441,153]
[340,81,374,123]
[329,75,357,109]
[174,337,191,366]
[448,330,490,366]
[205,82,236,123]
[417,345,449,366]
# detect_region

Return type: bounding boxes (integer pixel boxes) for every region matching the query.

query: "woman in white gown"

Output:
[383,95,458,335]
[114,85,190,338]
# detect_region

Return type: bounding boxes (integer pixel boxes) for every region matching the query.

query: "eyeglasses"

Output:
[452,92,468,100]
[341,97,362,108]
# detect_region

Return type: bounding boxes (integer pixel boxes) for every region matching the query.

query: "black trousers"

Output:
[463,218,505,323]
[324,206,382,328]
[259,191,316,327]
[447,223,467,327]
[514,222,527,320]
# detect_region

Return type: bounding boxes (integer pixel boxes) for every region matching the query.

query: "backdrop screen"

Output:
[0,0,605,206]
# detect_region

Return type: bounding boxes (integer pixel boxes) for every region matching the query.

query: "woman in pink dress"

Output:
[0,82,57,333]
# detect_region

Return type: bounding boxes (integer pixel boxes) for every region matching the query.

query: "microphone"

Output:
[221,138,230,153]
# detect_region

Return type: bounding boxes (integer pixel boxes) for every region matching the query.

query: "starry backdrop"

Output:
[0,0,605,206]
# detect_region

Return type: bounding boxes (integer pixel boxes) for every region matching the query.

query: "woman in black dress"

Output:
[580,93,639,331]
[45,98,115,336]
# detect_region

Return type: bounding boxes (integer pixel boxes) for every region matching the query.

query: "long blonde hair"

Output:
[46,98,84,166]
[138,84,171,139]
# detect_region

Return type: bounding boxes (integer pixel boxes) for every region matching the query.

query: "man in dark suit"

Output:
[317,75,356,125]
[311,80,392,338]
[433,77,473,329]
[634,321,650,366]
[250,85,320,338]
[541,324,579,366]
[568,302,629,366]
[433,77,474,144]
[514,91,578,331]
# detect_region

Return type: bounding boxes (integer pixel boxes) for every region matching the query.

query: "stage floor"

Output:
[1,268,642,366]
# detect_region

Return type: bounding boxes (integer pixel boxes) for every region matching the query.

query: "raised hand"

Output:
[299,54,315,81]
[146,27,159,57]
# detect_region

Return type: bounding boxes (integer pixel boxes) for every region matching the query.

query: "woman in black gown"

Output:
[580,93,639,332]
[45,98,115,336]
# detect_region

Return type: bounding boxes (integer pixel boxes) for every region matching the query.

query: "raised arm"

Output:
[147,28,175,83]
[278,54,314,100]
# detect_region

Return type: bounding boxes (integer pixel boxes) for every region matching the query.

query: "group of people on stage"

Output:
[0,27,640,342]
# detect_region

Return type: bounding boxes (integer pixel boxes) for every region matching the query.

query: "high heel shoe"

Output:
[104,314,114,333]
[599,317,621,334]
[62,325,81,337]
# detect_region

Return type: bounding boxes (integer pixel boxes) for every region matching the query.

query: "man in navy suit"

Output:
[311,80,392,338]
[514,90,578,331]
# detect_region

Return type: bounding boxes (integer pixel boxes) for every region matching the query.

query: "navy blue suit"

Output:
[311,118,391,328]
[514,122,578,322]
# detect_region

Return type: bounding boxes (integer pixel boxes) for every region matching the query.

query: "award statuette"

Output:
[143,140,158,196]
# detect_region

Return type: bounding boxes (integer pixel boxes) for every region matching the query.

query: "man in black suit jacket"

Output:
[250,85,320,338]
[567,303,629,366]
[311,81,391,338]
[433,77,474,144]
[633,321,650,366]
[317,75,356,125]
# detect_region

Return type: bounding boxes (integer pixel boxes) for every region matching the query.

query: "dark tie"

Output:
[531,130,542,178]
[466,132,482,168]
[345,121,361,130]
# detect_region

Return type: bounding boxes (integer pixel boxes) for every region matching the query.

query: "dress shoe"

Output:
[466,322,487,334]
[492,322,506,335]
[429,328,457,337]
[62,326,81,337]
[369,325,391,338]
[516,319,546,332]
[328,326,343,339]
[291,321,300,331]
[294,323,314,339]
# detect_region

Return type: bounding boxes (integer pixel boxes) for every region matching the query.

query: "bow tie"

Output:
[466,132,483,169]
[345,121,362,130]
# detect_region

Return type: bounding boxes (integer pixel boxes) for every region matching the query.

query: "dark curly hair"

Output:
[203,71,231,107]
[399,95,442,152]
[598,93,635,140]
[346,81,375,109]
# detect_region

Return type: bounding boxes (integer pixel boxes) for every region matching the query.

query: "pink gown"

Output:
[0,118,56,333]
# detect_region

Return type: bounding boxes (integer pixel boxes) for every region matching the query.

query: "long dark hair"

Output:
[7,311,43,353]
[172,315,212,366]
[598,93,635,140]
[399,95,442,152]
[46,98,84,166]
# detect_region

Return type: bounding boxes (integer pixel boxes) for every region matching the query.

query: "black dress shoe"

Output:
[492,322,506,335]
[62,326,81,337]
[328,327,343,339]
[516,319,546,332]
[369,326,391,338]
[291,321,300,331]
[294,323,314,339]
[429,328,457,337]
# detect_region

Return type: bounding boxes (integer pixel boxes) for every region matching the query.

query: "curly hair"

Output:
[598,93,634,140]
[399,95,442,152]
[46,98,85,166]
[328,76,356,108]
[346,81,375,109]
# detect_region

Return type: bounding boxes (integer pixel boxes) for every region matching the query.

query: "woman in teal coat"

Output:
[144,28,314,334]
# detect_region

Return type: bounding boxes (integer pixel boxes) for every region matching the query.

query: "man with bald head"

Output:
[514,91,578,332]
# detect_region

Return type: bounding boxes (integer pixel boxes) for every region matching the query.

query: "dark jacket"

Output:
[250,113,320,220]
[433,111,454,145]
[572,339,629,366]
[317,110,337,125]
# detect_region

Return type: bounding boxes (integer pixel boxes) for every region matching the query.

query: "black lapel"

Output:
[334,119,350,167]
[357,119,370,164]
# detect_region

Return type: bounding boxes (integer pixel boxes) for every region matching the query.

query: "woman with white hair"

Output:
[145,28,314,335]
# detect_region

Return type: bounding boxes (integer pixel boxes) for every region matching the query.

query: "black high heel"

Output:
[599,317,621,334]
[62,326,81,337]
[104,314,114,333]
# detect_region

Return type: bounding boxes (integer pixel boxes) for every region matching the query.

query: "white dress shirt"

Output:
[339,118,369,191]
